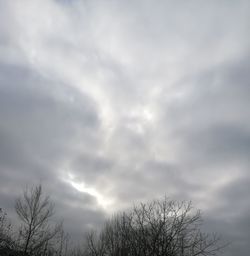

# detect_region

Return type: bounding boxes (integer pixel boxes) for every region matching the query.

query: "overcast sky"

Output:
[0,0,249,254]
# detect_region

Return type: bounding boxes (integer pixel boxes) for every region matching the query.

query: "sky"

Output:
[0,0,249,254]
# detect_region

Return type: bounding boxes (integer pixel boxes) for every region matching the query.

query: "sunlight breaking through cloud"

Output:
[65,172,114,211]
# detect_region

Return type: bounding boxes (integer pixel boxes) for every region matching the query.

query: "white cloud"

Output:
[0,0,249,254]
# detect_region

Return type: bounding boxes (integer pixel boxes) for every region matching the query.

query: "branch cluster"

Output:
[0,186,225,256]
[85,198,222,256]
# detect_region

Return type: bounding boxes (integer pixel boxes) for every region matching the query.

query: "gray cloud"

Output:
[0,61,105,234]
[0,0,249,255]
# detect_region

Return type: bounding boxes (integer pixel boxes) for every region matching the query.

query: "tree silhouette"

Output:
[0,208,14,253]
[85,198,224,256]
[15,185,61,255]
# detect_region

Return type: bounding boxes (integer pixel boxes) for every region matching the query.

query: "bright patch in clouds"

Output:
[65,172,114,211]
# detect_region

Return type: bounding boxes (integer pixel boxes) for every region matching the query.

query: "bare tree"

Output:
[0,208,15,252]
[85,197,225,256]
[15,185,61,255]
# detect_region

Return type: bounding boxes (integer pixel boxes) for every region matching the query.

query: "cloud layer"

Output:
[0,0,249,254]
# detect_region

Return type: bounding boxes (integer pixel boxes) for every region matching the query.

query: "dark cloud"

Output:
[0,61,104,232]
[203,176,250,256]
[165,64,248,165]
[0,1,249,255]
[71,153,113,184]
